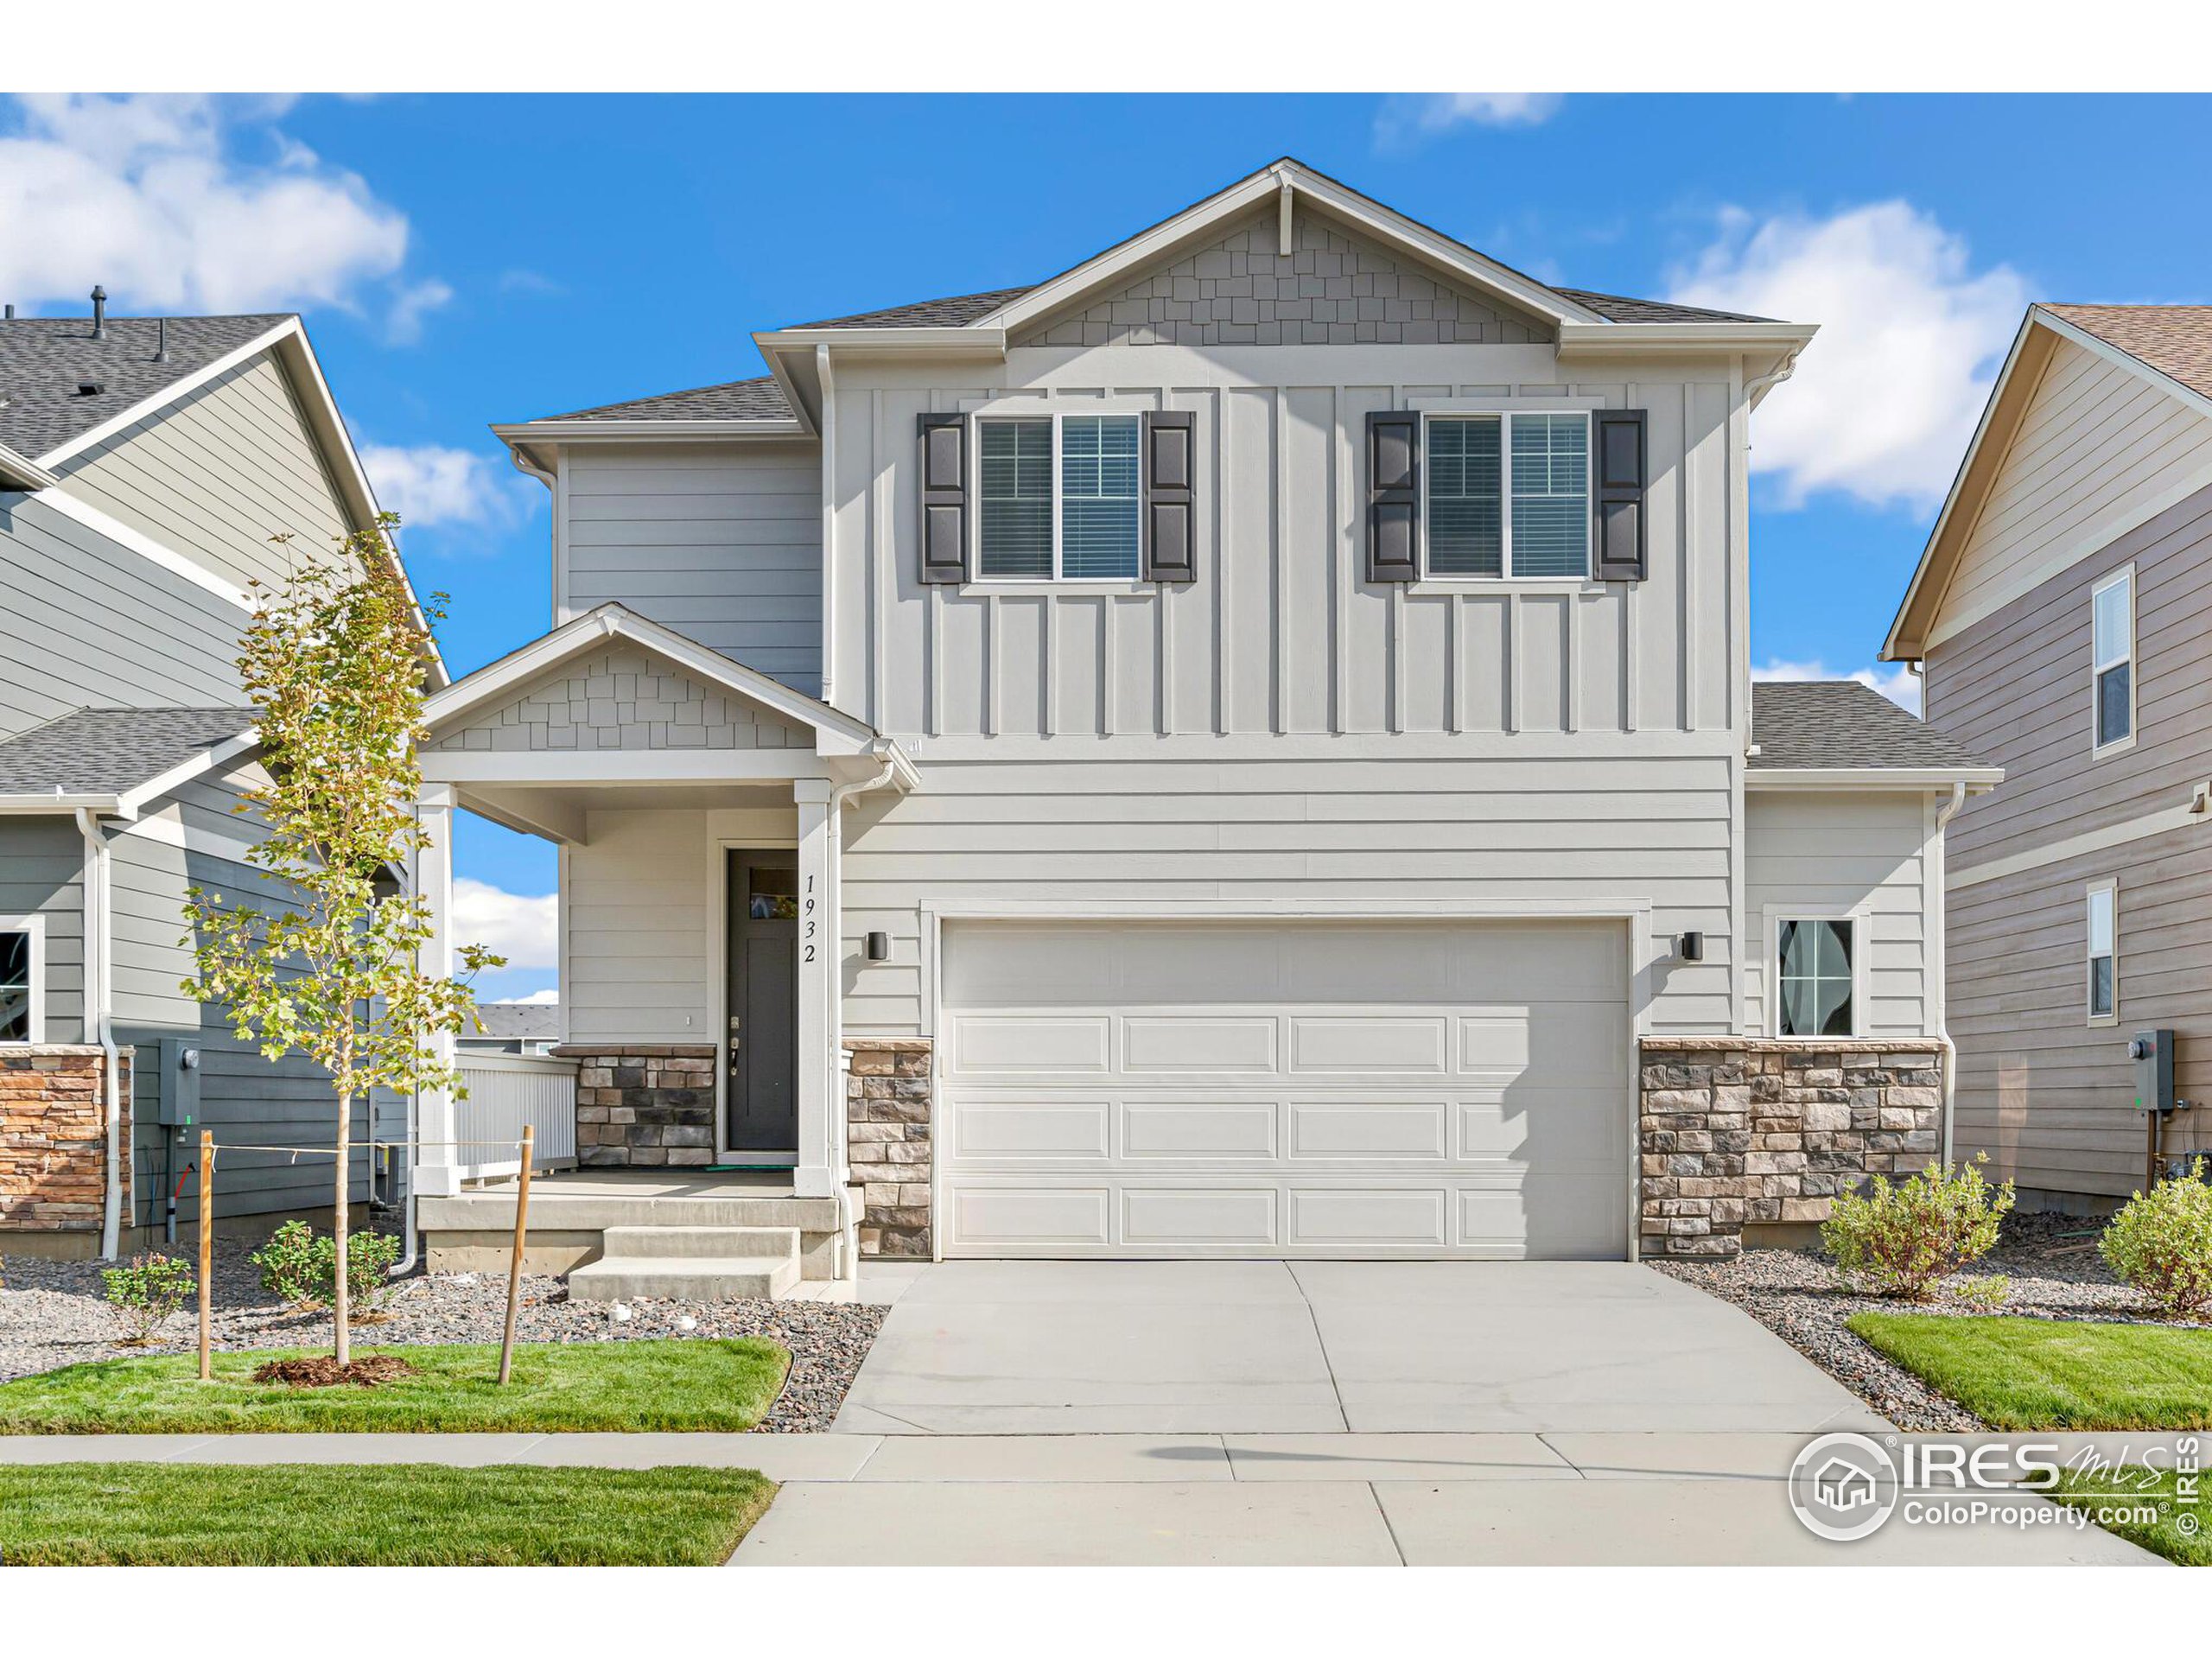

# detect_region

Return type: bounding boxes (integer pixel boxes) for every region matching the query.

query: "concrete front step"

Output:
[569,1253,801,1302]
[600,1224,798,1262]
[418,1192,841,1233]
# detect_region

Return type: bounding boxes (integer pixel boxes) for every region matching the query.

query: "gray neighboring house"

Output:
[459,1001,562,1056]
[0,299,442,1255]
[406,159,1999,1294]
[1887,303,2212,1211]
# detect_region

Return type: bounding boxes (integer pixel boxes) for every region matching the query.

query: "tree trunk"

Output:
[333,1064,351,1368]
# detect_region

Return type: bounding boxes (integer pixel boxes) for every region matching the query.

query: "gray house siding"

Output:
[0,816,86,1039]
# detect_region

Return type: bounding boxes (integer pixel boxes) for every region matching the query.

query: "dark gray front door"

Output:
[727,849,798,1159]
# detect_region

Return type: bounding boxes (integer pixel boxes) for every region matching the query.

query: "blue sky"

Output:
[5,92,2206,1001]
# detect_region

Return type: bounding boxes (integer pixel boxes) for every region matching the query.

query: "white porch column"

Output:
[793,779,840,1198]
[415,782,461,1198]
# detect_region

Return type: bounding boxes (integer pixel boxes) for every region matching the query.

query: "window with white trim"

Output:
[0,919,41,1044]
[2092,568,2134,750]
[1425,410,1590,579]
[2087,880,2117,1024]
[976,413,1141,581]
[1776,917,1854,1038]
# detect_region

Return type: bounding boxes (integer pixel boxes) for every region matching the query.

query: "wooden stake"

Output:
[497,1125,534,1386]
[197,1130,214,1382]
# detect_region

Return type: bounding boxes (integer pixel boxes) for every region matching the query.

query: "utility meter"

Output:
[2129,1029,2176,1116]
[156,1038,201,1127]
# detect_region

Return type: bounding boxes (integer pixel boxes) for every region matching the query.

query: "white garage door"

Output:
[938,919,1630,1259]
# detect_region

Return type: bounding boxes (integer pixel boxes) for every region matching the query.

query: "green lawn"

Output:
[1848,1313,2212,1430]
[0,1338,788,1435]
[0,1462,774,1565]
[2046,1465,2212,1567]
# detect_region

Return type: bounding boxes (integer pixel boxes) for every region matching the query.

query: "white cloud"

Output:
[0,94,441,337]
[505,987,561,1006]
[1751,657,1922,715]
[385,276,453,345]
[359,442,518,530]
[1669,200,2028,512]
[1374,92,1563,149]
[451,877,556,969]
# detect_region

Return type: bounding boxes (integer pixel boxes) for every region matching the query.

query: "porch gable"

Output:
[428,645,814,754]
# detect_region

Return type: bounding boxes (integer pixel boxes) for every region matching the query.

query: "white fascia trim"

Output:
[1745,767,2005,791]
[114,731,260,818]
[490,419,810,442]
[1555,322,1820,359]
[32,320,296,473]
[0,441,59,491]
[421,603,881,756]
[421,749,841,785]
[753,327,1005,356]
[29,482,254,610]
[0,793,124,817]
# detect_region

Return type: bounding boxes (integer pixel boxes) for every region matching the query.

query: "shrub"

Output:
[251,1220,322,1310]
[1821,1155,2016,1300]
[102,1253,197,1344]
[333,1230,404,1322]
[2101,1160,2212,1319]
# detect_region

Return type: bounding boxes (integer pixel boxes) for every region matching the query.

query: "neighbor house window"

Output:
[1425,411,1590,580]
[2092,567,2134,750]
[1777,918,1854,1038]
[976,414,1141,581]
[0,920,41,1044]
[2087,880,2117,1024]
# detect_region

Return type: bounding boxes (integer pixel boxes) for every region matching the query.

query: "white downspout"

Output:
[76,808,121,1260]
[1933,778,1968,1166]
[823,747,899,1276]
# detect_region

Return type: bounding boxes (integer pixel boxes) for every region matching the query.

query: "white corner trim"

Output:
[28,484,254,610]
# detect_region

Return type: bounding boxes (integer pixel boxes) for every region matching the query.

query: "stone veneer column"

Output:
[551,1044,717,1167]
[0,1045,131,1249]
[843,1038,932,1256]
[1638,1037,1946,1259]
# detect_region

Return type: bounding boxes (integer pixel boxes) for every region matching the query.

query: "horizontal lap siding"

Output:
[56,350,354,595]
[564,442,823,696]
[839,750,1734,1037]
[1948,836,2212,1199]
[1744,792,1934,1039]
[0,817,86,1039]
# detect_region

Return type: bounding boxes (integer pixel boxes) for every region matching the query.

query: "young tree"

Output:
[184,518,499,1367]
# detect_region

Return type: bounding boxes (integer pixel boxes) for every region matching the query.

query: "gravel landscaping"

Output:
[0,1238,883,1433]
[1653,1211,2200,1431]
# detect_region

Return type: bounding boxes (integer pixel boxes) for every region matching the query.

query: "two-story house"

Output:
[412,160,1996,1295]
[0,299,432,1256]
[1886,303,2212,1211]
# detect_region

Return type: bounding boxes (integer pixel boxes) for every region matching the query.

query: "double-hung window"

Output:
[1426,411,1591,579]
[0,918,41,1044]
[2087,880,2118,1024]
[1776,917,1854,1038]
[2092,567,2134,751]
[977,413,1141,581]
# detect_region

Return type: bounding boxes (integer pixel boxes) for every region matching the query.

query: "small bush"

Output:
[102,1254,196,1344]
[1821,1155,2016,1300]
[2101,1160,2212,1319]
[251,1220,321,1310]
[334,1230,404,1322]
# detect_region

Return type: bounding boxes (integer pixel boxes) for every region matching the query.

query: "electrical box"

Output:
[2129,1028,2176,1116]
[156,1038,200,1128]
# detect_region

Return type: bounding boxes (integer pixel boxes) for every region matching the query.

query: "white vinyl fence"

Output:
[455,1052,579,1181]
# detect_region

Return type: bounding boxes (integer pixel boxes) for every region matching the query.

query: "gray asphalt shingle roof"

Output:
[0,707,257,798]
[1749,681,1983,771]
[1553,289,1779,325]
[0,314,289,461]
[792,287,1033,330]
[468,1001,563,1041]
[543,374,794,423]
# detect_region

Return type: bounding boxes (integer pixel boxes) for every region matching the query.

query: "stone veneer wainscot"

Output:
[1638,1037,1946,1260]
[0,1045,131,1250]
[550,1044,716,1167]
[844,1037,932,1258]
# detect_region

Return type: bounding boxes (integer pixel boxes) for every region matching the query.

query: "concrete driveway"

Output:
[729,1261,2163,1567]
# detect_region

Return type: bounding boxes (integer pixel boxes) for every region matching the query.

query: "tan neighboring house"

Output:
[1886,304,2212,1211]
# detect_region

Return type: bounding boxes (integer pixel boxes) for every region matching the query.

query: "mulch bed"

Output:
[251,1353,421,1388]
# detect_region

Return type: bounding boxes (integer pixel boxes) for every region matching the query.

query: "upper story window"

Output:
[977,414,1141,582]
[2087,879,2117,1025]
[2092,566,2134,752]
[1776,917,1854,1038]
[1426,411,1590,580]
[0,919,41,1044]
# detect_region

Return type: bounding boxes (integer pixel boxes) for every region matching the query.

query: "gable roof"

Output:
[0,314,291,461]
[469,1001,562,1042]
[0,706,257,813]
[1748,681,1991,775]
[1884,302,2212,662]
[544,374,794,424]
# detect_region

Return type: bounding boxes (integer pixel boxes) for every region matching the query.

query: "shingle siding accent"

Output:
[428,648,810,753]
[1015,210,1548,350]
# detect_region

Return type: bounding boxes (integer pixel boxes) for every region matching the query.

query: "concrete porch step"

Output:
[568,1252,802,1302]
[419,1191,841,1233]
[600,1224,798,1262]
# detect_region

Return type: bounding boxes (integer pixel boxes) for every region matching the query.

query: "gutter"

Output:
[1932,780,1969,1167]
[74,808,122,1260]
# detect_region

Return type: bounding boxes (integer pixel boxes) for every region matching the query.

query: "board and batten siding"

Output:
[1743,791,1936,1039]
[0,493,249,740]
[1933,337,2212,651]
[54,348,354,596]
[562,442,823,696]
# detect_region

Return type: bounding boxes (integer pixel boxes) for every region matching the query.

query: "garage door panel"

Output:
[951,1014,1110,1074]
[1463,1178,1624,1258]
[1288,1103,1449,1159]
[953,1101,1113,1160]
[952,1186,1113,1247]
[1122,1014,1278,1073]
[1287,1015,1449,1074]
[1123,1101,1278,1159]
[1458,1092,1625,1162]
[1123,1186,1279,1245]
[1289,1187,1450,1246]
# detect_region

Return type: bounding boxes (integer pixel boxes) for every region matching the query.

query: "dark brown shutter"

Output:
[1143,410,1196,583]
[1366,410,1420,582]
[917,412,968,584]
[1592,408,1648,582]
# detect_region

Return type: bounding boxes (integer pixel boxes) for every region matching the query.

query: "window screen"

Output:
[1427,416,1503,576]
[1510,414,1591,578]
[1058,416,1141,579]
[978,418,1053,578]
